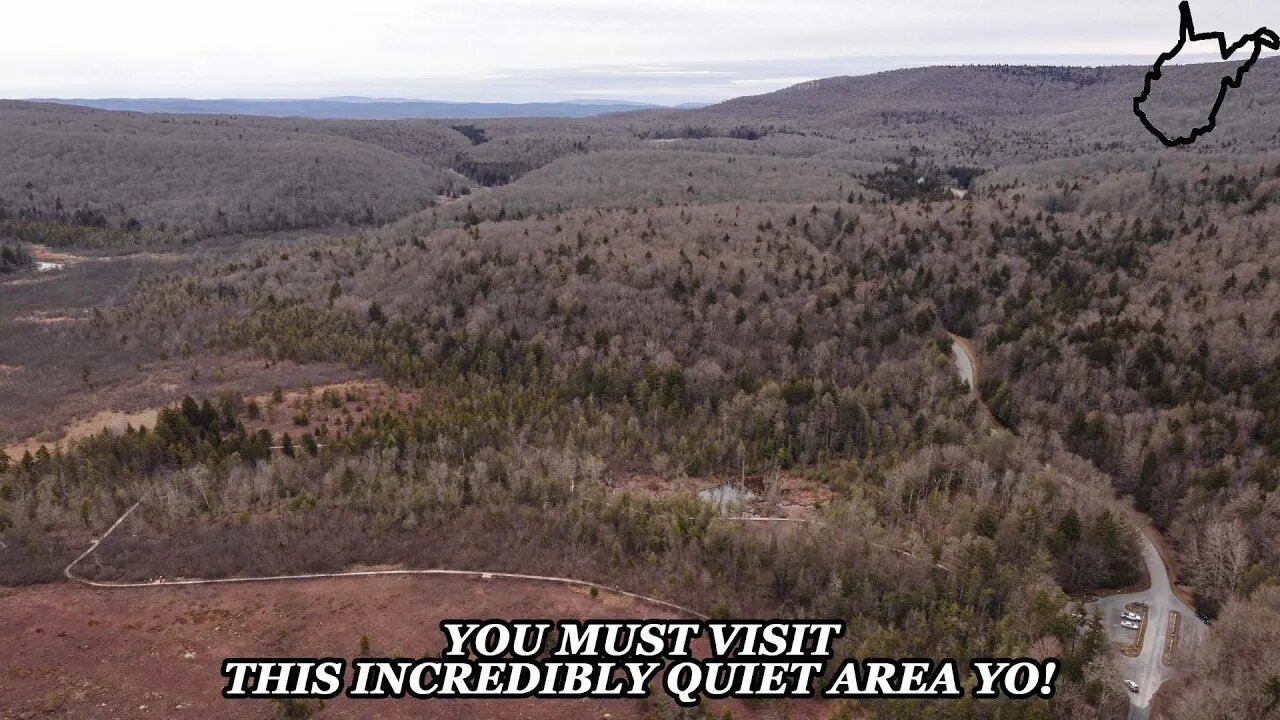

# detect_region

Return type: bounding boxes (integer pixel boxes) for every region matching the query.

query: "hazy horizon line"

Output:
[15,51,1243,106]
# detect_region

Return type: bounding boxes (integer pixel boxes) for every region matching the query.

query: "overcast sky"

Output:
[3,0,1277,103]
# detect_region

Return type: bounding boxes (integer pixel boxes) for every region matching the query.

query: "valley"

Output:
[4,57,1280,720]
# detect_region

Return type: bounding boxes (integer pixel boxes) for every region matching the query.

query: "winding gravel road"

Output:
[950,334,1207,719]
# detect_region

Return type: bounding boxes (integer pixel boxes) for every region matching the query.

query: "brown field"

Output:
[12,310,89,325]
[4,377,418,458]
[0,577,829,720]
[1,361,375,457]
[3,407,163,458]
[239,380,420,446]
[27,245,89,264]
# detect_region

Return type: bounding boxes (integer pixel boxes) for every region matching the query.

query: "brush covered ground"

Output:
[1,575,836,720]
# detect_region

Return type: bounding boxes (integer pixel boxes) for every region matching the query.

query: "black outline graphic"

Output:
[1134,1,1279,147]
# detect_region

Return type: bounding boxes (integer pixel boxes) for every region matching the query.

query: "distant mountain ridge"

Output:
[38,97,682,120]
[644,57,1280,143]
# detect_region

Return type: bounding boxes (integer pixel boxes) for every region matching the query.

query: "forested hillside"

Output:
[0,103,468,241]
[4,59,1280,719]
[669,60,1280,149]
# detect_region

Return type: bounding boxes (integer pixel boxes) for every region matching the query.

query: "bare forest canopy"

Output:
[5,57,1280,244]
[5,58,1280,719]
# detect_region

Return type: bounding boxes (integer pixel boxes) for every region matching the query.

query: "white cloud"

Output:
[2,0,1277,101]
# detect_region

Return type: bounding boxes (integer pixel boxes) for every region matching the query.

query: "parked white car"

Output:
[1122,611,1142,622]
[1120,620,1139,630]
[1125,680,1140,693]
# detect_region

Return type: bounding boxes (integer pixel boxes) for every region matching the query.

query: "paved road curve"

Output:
[949,334,1206,719]
[951,336,976,390]
[1090,529,1207,719]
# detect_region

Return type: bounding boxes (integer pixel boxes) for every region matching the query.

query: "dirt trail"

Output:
[65,501,708,620]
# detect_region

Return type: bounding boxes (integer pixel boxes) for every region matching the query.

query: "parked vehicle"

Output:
[1126,680,1139,693]
[1122,611,1142,622]
[1120,620,1139,630]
